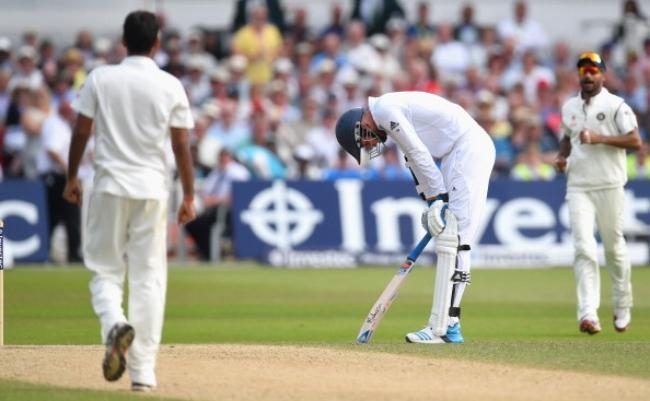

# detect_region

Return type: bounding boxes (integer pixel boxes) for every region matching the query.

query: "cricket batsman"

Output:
[335,91,495,343]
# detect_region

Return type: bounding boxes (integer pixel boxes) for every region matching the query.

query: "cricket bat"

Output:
[356,233,432,344]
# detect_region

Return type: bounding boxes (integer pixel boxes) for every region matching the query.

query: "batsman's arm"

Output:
[171,126,196,225]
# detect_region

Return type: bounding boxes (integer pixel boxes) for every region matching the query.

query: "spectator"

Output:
[337,68,365,115]
[206,66,232,104]
[73,29,95,70]
[231,0,286,33]
[454,3,481,46]
[288,143,322,179]
[607,0,650,62]
[305,108,342,169]
[59,47,88,91]
[627,140,650,179]
[231,2,284,85]
[431,22,471,85]
[184,29,218,73]
[0,70,11,123]
[0,36,12,71]
[181,55,211,107]
[371,142,411,180]
[322,147,374,180]
[185,147,250,260]
[369,33,400,82]
[343,20,381,77]
[350,0,405,36]
[33,88,83,262]
[9,46,43,90]
[309,32,348,74]
[225,54,252,114]
[272,57,298,101]
[406,57,441,94]
[407,1,436,42]
[319,2,346,39]
[236,111,287,179]
[474,89,514,178]
[510,141,556,180]
[206,99,251,152]
[496,0,550,58]
[284,6,313,46]
[266,79,301,124]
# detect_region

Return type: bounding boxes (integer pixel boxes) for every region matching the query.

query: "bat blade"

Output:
[356,233,432,344]
[356,259,415,344]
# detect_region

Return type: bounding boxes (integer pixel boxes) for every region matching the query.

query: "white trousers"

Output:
[439,131,495,321]
[84,192,168,386]
[440,132,495,259]
[566,187,632,321]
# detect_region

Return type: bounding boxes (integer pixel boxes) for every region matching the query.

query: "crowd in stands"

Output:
[1,0,650,260]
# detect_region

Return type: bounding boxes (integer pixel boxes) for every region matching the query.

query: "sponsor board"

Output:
[232,179,650,267]
[0,180,49,262]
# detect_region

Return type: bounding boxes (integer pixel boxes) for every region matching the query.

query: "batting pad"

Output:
[430,210,459,336]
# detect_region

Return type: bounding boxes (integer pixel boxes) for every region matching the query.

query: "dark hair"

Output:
[123,10,159,54]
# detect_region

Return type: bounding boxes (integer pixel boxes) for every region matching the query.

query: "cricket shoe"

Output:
[103,322,135,382]
[445,322,464,343]
[579,319,601,335]
[613,308,631,332]
[132,382,155,392]
[405,326,457,344]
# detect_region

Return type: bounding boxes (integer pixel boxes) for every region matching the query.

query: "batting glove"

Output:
[421,195,448,236]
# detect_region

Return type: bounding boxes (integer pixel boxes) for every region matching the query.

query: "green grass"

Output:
[0,379,186,401]
[1,263,649,399]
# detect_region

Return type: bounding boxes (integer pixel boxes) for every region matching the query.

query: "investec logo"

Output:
[241,180,424,252]
[241,181,323,250]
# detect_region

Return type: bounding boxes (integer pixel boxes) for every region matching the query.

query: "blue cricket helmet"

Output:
[335,107,364,164]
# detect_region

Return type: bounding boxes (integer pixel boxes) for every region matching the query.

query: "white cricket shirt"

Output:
[561,87,638,191]
[73,56,194,199]
[368,91,488,197]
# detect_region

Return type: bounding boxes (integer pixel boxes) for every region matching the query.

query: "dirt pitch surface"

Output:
[1,344,649,401]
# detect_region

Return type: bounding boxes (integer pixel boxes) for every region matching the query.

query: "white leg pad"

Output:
[430,210,459,336]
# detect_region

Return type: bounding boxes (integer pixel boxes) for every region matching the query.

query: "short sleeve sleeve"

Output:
[614,102,638,135]
[169,81,194,129]
[72,72,97,118]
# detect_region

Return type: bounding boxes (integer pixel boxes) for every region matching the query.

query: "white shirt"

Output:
[73,56,194,200]
[561,87,638,191]
[368,91,487,197]
[37,111,71,175]
[497,18,549,54]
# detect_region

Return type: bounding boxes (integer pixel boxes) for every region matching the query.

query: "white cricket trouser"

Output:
[438,131,496,323]
[566,187,632,321]
[84,192,168,386]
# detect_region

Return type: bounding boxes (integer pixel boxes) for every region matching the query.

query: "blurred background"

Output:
[0,0,649,268]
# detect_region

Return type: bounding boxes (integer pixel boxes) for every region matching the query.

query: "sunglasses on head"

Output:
[578,65,601,76]
[578,52,602,65]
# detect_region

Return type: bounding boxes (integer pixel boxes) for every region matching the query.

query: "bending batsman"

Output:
[554,52,641,335]
[336,91,495,343]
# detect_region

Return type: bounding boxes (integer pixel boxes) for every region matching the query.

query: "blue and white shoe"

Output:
[445,322,464,343]
[405,326,447,344]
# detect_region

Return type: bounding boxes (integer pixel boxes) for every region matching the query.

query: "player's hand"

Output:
[580,129,594,144]
[63,178,83,205]
[177,198,196,225]
[554,155,567,173]
[421,199,448,236]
